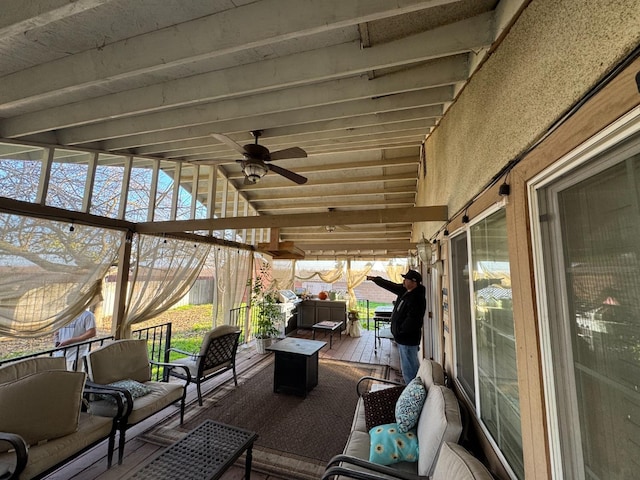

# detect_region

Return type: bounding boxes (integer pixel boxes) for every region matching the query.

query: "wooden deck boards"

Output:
[43,328,399,480]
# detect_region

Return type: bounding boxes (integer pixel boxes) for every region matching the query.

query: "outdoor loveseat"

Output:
[84,339,191,465]
[0,357,123,480]
[323,359,494,479]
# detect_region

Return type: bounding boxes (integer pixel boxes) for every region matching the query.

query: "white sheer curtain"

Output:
[272,259,295,290]
[345,260,373,311]
[211,246,252,326]
[123,235,211,332]
[295,260,345,283]
[385,262,405,283]
[0,213,122,338]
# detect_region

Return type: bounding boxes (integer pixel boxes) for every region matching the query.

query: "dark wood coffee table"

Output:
[312,320,343,349]
[266,337,326,397]
[128,420,258,480]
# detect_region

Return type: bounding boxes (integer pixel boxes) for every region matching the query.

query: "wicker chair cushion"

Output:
[0,370,85,447]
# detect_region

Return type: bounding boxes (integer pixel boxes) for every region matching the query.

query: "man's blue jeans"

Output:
[397,343,420,384]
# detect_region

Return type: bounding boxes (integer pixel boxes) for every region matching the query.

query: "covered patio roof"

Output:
[0,0,526,259]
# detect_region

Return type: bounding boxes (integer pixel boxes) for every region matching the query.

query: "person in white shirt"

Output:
[54,309,97,370]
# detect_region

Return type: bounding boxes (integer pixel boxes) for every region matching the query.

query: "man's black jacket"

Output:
[371,277,426,346]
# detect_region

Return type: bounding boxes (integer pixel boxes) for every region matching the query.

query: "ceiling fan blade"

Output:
[210,133,247,155]
[268,164,308,184]
[268,147,307,161]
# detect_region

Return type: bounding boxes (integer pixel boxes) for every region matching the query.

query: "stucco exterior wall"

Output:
[417,0,640,239]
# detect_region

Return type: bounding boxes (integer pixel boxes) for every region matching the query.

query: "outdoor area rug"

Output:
[140,355,387,480]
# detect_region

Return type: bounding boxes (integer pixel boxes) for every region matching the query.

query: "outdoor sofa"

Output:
[324,359,494,479]
[0,357,123,480]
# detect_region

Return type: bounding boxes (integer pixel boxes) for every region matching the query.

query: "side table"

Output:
[311,320,344,348]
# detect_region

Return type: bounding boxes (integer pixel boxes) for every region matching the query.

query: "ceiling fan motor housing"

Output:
[243,143,271,161]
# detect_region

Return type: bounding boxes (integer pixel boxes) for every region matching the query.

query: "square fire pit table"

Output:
[266,337,326,397]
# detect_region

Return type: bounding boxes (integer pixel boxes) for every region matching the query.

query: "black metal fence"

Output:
[229,305,257,346]
[0,322,172,381]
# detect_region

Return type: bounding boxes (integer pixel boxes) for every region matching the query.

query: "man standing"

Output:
[54,309,97,370]
[367,270,426,384]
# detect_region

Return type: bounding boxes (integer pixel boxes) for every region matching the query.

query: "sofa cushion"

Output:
[89,381,183,424]
[0,412,113,480]
[362,386,404,431]
[0,357,66,384]
[395,377,427,433]
[87,339,150,384]
[416,359,445,390]
[369,423,419,466]
[0,370,85,446]
[432,442,494,480]
[416,384,463,477]
[99,378,152,404]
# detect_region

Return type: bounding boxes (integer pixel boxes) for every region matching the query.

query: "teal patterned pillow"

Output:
[99,379,152,404]
[395,377,427,432]
[369,423,419,465]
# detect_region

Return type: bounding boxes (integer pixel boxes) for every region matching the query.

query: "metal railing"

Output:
[0,322,173,381]
[229,305,257,346]
[0,336,115,370]
[132,322,172,381]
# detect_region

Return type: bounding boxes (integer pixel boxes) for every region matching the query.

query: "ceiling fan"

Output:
[317,208,352,233]
[208,130,308,184]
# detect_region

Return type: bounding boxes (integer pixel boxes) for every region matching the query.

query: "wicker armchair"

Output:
[167,325,241,406]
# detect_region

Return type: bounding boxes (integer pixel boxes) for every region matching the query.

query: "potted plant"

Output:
[250,269,282,354]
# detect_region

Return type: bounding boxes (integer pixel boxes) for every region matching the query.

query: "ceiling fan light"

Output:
[243,162,268,182]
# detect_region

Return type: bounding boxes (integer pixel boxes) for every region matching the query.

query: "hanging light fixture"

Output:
[325,224,336,233]
[242,162,268,183]
[416,235,431,263]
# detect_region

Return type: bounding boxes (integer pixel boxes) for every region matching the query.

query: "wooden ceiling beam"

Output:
[136,205,447,233]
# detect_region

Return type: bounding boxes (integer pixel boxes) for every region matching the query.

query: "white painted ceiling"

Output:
[0,0,522,259]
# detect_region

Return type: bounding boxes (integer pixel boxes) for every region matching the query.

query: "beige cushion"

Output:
[0,357,66,384]
[416,359,445,391]
[432,442,494,480]
[0,370,85,446]
[87,339,150,384]
[89,381,183,425]
[350,398,368,433]
[0,412,113,480]
[199,325,239,355]
[416,384,463,477]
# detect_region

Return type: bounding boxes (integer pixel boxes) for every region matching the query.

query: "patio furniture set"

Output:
[0,325,242,479]
[0,327,494,480]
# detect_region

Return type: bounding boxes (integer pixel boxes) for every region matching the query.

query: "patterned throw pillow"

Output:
[99,378,152,404]
[362,386,405,431]
[395,377,427,432]
[369,423,419,465]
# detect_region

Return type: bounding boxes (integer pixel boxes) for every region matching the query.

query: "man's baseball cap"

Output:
[401,269,422,283]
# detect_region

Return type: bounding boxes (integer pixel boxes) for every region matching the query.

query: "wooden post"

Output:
[112,230,133,339]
